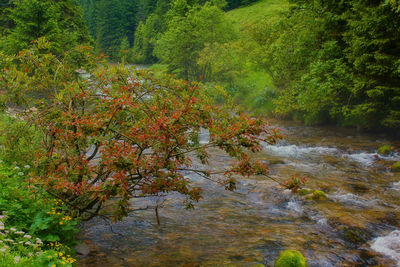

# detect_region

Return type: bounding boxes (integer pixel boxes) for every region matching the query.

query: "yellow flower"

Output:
[59,221,63,225]
[51,265,56,267]
[58,252,63,257]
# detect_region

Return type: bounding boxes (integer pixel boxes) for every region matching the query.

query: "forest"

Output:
[77,0,400,132]
[0,0,400,266]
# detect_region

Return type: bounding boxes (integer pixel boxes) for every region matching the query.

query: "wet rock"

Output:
[391,161,400,172]
[228,255,245,261]
[377,144,393,156]
[76,243,90,256]
[340,226,372,248]
[348,183,369,194]
[268,159,286,165]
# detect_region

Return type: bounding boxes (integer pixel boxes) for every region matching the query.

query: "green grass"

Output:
[222,0,290,116]
[227,0,290,31]
[231,70,276,115]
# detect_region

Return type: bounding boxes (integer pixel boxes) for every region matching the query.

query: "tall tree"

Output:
[154,0,236,80]
[1,0,90,56]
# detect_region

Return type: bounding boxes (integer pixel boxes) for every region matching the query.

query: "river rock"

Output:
[268,159,286,165]
[76,243,90,256]
[340,226,372,248]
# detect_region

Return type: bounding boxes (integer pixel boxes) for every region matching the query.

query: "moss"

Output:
[392,161,400,172]
[297,188,312,196]
[275,250,308,267]
[311,190,327,201]
[377,144,393,156]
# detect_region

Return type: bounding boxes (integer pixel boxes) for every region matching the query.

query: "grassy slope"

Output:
[224,0,289,115]
[227,0,289,31]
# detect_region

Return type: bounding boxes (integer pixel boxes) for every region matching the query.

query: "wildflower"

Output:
[25,241,32,246]
[23,234,32,239]
[0,222,4,231]
[14,256,21,264]
[58,252,63,257]
[10,228,16,232]
[2,211,8,215]
[15,231,25,235]
[18,172,24,176]
[59,221,63,225]
[14,166,20,170]
[0,248,6,252]
[24,165,31,169]
[4,239,14,242]
[28,252,33,257]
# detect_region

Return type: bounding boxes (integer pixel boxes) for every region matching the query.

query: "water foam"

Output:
[331,192,378,207]
[287,199,303,215]
[371,230,400,266]
[264,144,337,158]
[393,181,400,191]
[342,152,400,166]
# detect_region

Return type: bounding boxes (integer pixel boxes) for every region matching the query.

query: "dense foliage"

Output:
[249,0,400,130]
[0,0,90,56]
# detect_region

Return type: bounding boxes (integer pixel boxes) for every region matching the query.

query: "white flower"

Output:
[0,222,4,231]
[28,252,33,257]
[10,228,16,232]
[2,211,8,215]
[4,239,13,242]
[0,160,3,164]
[15,231,25,235]
[23,234,32,239]
[0,215,8,220]
[0,248,7,252]
[14,166,20,170]
[24,241,32,246]
[14,256,20,264]
[24,165,31,169]
[18,172,24,176]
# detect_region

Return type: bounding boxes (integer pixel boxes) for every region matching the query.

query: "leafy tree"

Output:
[155,0,236,80]
[343,0,400,129]
[1,45,282,221]
[131,1,170,64]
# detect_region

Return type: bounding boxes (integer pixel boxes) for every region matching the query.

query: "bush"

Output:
[377,145,393,156]
[392,161,400,172]
[0,160,79,265]
[275,249,308,267]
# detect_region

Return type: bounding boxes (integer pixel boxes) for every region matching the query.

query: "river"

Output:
[77,120,400,267]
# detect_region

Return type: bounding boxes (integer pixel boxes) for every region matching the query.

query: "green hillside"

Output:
[227,0,290,30]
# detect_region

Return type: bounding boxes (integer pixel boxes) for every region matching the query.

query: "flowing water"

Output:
[78,120,400,267]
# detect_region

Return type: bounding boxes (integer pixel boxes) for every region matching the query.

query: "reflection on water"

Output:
[78,121,400,267]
